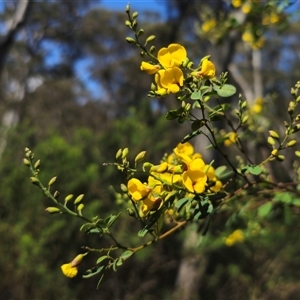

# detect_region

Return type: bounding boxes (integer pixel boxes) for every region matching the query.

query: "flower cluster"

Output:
[140,43,215,96]
[127,142,223,216]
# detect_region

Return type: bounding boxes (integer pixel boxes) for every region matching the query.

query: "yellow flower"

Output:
[251,97,263,114]
[140,176,163,214]
[192,59,216,79]
[182,158,207,194]
[175,142,194,157]
[224,132,238,147]
[232,0,242,8]
[157,43,187,69]
[174,148,207,193]
[140,62,160,74]
[225,229,245,247]
[155,67,184,94]
[242,2,252,14]
[210,180,223,193]
[202,19,217,33]
[270,12,280,24]
[205,165,217,181]
[150,162,168,173]
[127,178,150,201]
[61,254,86,278]
[242,30,254,43]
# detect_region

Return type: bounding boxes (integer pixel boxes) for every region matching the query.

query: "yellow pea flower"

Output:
[251,97,263,114]
[157,43,187,69]
[127,178,150,201]
[182,158,207,194]
[191,59,216,79]
[204,165,217,182]
[210,180,223,193]
[61,253,87,278]
[175,142,194,157]
[224,132,238,147]
[140,61,160,74]
[155,67,184,94]
[232,0,242,8]
[202,19,217,33]
[242,2,252,14]
[225,229,245,247]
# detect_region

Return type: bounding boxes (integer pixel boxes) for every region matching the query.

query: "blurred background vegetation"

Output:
[1,0,300,299]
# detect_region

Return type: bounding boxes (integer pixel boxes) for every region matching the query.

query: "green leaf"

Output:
[105,213,120,228]
[82,266,104,279]
[273,192,294,204]
[120,250,134,260]
[138,228,149,237]
[181,129,202,143]
[96,274,105,289]
[194,211,202,220]
[191,90,202,100]
[242,165,263,175]
[214,165,227,177]
[116,258,123,267]
[96,256,109,264]
[258,202,273,218]
[213,84,236,97]
[166,110,179,120]
[175,197,190,211]
[166,107,184,120]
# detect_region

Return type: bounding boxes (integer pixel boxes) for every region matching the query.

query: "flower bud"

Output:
[295,151,300,157]
[286,140,297,147]
[145,35,156,44]
[241,101,247,109]
[276,155,285,161]
[116,148,122,159]
[135,151,146,162]
[182,57,189,68]
[149,45,156,54]
[125,37,136,44]
[120,183,128,192]
[267,137,276,146]
[269,130,279,139]
[54,190,60,199]
[34,159,41,170]
[125,20,131,28]
[187,61,194,68]
[131,20,137,30]
[143,162,153,172]
[242,115,248,124]
[30,177,39,185]
[132,11,138,18]
[77,203,84,212]
[45,207,61,214]
[137,29,144,37]
[271,149,278,156]
[65,194,74,202]
[122,148,129,159]
[23,158,30,166]
[48,176,57,186]
[74,194,84,204]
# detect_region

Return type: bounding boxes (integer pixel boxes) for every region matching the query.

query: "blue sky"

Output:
[100,0,166,15]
